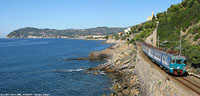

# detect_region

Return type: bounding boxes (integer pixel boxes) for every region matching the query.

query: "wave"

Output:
[87,70,106,75]
[53,69,85,73]
[0,69,85,76]
[0,42,49,47]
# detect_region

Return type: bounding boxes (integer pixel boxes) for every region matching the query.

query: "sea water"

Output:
[0,38,112,96]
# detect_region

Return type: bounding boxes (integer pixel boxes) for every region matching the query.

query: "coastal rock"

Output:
[117,92,123,96]
[65,57,89,60]
[122,89,130,95]
[130,89,139,96]
[87,40,140,96]
[89,49,113,60]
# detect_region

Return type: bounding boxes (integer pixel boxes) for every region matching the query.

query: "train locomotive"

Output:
[141,42,187,75]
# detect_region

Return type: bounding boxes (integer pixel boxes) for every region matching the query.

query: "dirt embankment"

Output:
[88,40,140,96]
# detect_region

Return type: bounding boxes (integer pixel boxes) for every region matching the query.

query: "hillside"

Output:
[7,27,125,38]
[119,0,200,71]
[156,0,200,68]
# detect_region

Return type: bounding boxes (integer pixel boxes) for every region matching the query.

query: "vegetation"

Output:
[182,44,200,68]
[157,0,200,43]
[127,19,156,43]
[124,0,200,69]
[156,0,200,68]
[7,27,125,38]
[114,34,120,40]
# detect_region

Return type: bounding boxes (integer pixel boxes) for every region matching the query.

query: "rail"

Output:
[188,72,200,79]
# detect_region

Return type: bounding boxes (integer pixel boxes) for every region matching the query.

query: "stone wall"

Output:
[145,27,157,47]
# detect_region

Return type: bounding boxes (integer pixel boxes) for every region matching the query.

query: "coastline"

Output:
[5,37,107,40]
[88,40,140,96]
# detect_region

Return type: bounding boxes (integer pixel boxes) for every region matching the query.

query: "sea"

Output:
[0,38,112,96]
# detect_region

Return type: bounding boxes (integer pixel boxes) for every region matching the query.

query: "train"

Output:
[141,42,187,75]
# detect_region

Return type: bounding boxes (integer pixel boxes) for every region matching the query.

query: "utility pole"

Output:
[179,32,182,56]
[156,21,159,48]
[157,36,159,48]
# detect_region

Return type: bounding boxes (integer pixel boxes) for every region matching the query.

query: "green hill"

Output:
[156,0,200,68]
[7,27,125,38]
[125,0,200,70]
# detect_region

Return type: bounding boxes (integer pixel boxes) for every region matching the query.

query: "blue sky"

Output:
[0,0,182,38]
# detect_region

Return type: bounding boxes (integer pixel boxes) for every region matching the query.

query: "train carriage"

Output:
[141,43,187,75]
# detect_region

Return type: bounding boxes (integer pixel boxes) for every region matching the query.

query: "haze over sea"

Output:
[0,38,112,96]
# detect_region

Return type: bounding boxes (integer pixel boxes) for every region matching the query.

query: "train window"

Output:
[176,60,182,64]
[171,60,175,64]
[163,56,167,62]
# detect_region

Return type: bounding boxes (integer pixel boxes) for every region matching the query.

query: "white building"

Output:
[124,27,131,34]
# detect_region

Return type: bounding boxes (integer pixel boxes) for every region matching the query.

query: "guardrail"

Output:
[188,72,200,79]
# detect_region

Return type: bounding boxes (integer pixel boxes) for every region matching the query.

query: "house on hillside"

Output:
[108,35,113,39]
[147,11,154,21]
[118,32,123,37]
[124,28,131,34]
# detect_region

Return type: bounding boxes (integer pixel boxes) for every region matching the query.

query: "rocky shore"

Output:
[87,40,140,96]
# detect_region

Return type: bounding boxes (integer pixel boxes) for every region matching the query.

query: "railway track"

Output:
[138,45,200,95]
[174,76,200,95]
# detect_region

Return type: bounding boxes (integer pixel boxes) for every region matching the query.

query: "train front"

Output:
[169,56,187,75]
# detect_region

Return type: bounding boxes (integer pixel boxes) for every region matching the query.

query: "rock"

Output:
[87,41,140,96]
[89,49,113,60]
[122,89,130,95]
[117,84,122,89]
[132,76,137,80]
[130,89,139,96]
[121,83,128,89]
[109,93,114,96]
[130,79,135,85]
[65,57,89,60]
[117,92,123,96]
[122,59,131,65]
[105,69,115,73]
[129,44,133,47]
[133,83,140,89]
[113,84,118,91]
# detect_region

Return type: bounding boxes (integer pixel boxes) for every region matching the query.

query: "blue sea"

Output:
[0,38,112,96]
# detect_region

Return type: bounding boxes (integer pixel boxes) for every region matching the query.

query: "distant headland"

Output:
[6,27,125,39]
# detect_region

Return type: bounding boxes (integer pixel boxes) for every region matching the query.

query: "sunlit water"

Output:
[0,38,112,96]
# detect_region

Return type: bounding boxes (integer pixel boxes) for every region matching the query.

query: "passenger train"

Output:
[141,42,187,75]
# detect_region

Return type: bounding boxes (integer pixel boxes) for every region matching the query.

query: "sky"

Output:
[0,0,182,38]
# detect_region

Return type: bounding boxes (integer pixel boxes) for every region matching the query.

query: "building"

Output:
[124,28,131,34]
[86,35,105,39]
[92,35,105,39]
[147,11,154,21]
[108,35,113,39]
[118,32,123,37]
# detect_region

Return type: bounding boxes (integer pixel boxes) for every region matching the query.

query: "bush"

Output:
[182,44,200,68]
[156,0,200,67]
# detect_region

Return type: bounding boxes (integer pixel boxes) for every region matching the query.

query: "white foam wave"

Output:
[53,69,85,73]
[99,71,106,75]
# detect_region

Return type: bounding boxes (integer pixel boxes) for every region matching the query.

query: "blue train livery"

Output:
[141,42,187,75]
